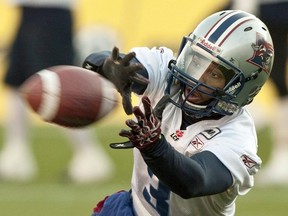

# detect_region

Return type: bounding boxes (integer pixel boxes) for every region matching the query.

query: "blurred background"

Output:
[0,0,286,216]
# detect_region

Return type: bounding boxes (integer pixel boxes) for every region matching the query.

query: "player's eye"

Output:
[209,70,224,79]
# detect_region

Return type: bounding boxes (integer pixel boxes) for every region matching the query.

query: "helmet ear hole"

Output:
[262,26,268,31]
[245,69,262,82]
[244,27,252,31]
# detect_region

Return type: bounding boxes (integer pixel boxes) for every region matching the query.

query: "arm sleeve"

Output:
[141,135,233,199]
[82,51,111,72]
[82,51,149,94]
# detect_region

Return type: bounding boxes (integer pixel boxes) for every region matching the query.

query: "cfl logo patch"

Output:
[170,130,184,141]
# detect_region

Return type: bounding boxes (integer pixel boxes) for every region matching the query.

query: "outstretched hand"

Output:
[102,47,149,115]
[119,96,162,150]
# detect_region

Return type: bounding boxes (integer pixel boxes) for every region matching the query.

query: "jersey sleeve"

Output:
[203,113,262,195]
[130,47,174,100]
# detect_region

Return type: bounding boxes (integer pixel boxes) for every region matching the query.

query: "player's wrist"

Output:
[140,134,165,155]
[82,52,111,78]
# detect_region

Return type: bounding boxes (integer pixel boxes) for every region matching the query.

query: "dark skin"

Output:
[185,62,226,105]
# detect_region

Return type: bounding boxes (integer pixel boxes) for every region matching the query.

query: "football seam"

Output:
[97,77,118,119]
[37,70,61,121]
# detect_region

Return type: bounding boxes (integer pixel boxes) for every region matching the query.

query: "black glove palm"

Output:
[102,47,149,114]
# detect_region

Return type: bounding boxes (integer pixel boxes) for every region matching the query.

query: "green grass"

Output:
[0,124,287,216]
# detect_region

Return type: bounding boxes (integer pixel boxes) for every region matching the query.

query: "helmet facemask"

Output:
[166,36,245,118]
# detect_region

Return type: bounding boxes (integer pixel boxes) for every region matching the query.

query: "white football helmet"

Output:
[166,10,274,118]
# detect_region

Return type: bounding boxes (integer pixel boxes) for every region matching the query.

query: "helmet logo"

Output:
[197,37,222,55]
[247,32,274,74]
[225,82,241,94]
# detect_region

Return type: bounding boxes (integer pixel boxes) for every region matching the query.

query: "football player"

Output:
[83,10,274,216]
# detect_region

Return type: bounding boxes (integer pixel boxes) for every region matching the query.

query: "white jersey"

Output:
[130,47,262,216]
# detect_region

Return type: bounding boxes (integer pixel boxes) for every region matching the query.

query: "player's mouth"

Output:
[184,87,204,104]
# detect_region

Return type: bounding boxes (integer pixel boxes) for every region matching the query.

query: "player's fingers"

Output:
[142,96,153,119]
[111,46,119,60]
[119,129,133,138]
[121,51,136,65]
[125,119,139,129]
[130,70,150,85]
[124,63,148,84]
[121,90,133,115]
[124,63,143,74]
[133,106,146,125]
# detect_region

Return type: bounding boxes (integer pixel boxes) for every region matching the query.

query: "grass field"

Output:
[0,123,287,216]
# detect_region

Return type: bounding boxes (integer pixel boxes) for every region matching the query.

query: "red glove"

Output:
[119,96,161,150]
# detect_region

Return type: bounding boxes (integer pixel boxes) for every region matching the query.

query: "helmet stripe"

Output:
[204,11,235,39]
[218,18,253,46]
[206,12,250,44]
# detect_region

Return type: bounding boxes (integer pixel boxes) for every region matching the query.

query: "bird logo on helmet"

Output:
[247,32,274,74]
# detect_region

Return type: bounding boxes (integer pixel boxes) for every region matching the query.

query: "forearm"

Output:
[141,135,233,199]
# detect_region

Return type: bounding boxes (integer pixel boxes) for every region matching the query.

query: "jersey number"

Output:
[142,168,170,216]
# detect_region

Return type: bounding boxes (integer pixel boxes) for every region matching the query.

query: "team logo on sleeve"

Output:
[200,128,221,140]
[189,135,204,151]
[188,128,221,151]
[241,154,260,175]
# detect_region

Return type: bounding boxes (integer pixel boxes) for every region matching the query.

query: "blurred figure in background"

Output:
[74,25,122,66]
[231,0,288,185]
[0,0,115,183]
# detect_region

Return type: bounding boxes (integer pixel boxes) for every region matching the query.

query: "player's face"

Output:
[184,62,226,105]
[176,40,235,106]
